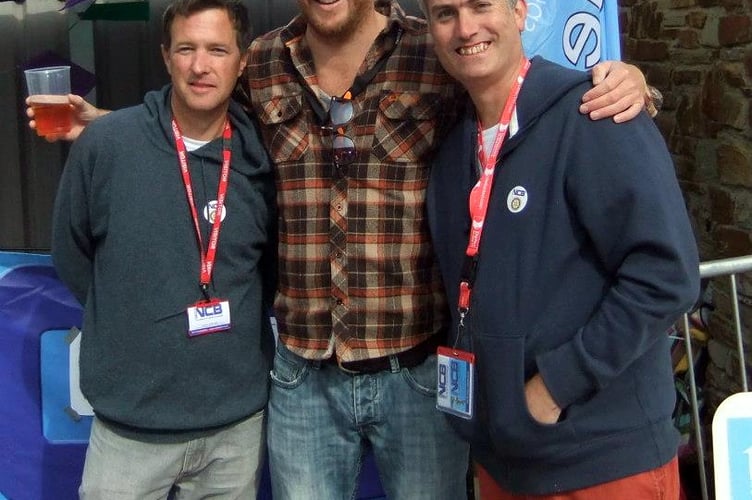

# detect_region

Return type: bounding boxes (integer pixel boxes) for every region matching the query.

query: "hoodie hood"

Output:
[456,57,591,159]
[510,57,591,147]
[514,56,591,132]
[142,84,271,178]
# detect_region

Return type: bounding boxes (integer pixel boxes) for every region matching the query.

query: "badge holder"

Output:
[436,346,475,419]
[187,298,231,337]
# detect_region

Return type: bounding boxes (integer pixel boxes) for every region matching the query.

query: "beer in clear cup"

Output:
[24,66,73,137]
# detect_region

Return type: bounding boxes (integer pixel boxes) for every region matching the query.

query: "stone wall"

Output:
[620,0,752,468]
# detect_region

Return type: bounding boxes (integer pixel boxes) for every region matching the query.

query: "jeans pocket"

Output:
[269,345,310,389]
[401,354,437,398]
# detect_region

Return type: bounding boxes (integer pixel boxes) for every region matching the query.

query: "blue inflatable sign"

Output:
[522,0,621,69]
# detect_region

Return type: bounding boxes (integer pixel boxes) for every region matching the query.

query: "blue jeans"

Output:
[267,341,470,500]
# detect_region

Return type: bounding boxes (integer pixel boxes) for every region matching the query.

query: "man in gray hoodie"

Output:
[50,0,276,497]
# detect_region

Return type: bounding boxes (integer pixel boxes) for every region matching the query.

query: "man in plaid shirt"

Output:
[244,1,652,498]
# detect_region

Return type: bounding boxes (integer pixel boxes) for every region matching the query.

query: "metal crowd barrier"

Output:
[681,254,752,500]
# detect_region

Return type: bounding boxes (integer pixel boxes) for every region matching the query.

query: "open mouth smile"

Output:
[457,42,490,56]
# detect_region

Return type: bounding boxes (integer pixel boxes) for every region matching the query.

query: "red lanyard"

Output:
[171,118,232,299]
[458,59,530,321]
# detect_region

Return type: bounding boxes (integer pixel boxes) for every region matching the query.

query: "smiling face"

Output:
[426,0,526,94]
[161,7,247,127]
[297,0,374,42]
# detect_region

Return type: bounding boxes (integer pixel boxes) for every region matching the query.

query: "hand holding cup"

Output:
[24,66,73,139]
[26,93,103,143]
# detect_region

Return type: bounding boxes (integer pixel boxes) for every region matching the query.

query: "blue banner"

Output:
[522,0,621,70]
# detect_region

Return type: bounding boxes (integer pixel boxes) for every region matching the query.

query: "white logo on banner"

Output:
[522,0,617,71]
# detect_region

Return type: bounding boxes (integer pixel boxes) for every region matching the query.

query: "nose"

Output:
[455,11,479,40]
[190,49,210,74]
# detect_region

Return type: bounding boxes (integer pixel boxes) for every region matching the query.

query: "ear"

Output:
[161,44,172,75]
[237,48,249,78]
[514,0,527,32]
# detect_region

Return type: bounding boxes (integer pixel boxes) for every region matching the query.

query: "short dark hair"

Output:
[162,0,252,52]
[418,0,518,19]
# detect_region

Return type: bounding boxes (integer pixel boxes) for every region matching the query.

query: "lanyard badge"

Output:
[172,118,233,337]
[436,346,475,419]
[438,59,531,419]
[459,58,530,323]
[187,298,231,337]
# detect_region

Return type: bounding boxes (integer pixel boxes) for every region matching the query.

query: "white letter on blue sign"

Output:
[563,12,601,69]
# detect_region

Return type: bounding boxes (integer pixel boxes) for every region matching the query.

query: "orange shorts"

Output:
[476,455,679,500]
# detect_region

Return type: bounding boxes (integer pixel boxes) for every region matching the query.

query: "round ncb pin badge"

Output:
[507,186,528,214]
[203,200,227,223]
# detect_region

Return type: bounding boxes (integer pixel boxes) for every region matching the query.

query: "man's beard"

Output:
[299,0,373,43]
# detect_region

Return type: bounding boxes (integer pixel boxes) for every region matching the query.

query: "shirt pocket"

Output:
[255,92,309,164]
[372,91,441,163]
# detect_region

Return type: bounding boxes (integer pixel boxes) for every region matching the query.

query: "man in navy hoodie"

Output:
[422,0,700,498]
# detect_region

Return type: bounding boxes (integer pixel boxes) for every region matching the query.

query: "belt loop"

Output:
[388,354,400,373]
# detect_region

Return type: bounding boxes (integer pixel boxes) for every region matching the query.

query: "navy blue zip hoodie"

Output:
[52,85,276,439]
[427,57,700,494]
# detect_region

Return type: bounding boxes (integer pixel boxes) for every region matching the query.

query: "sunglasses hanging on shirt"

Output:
[328,95,356,168]
[298,28,404,175]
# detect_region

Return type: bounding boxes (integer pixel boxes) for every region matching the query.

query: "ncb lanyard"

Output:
[171,118,232,299]
[458,59,530,324]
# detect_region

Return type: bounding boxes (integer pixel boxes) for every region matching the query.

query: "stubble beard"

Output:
[299,0,373,43]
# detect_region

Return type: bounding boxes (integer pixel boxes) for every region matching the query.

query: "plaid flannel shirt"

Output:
[246,1,463,362]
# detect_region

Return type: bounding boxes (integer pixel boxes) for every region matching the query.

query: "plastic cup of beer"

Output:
[24,66,73,138]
